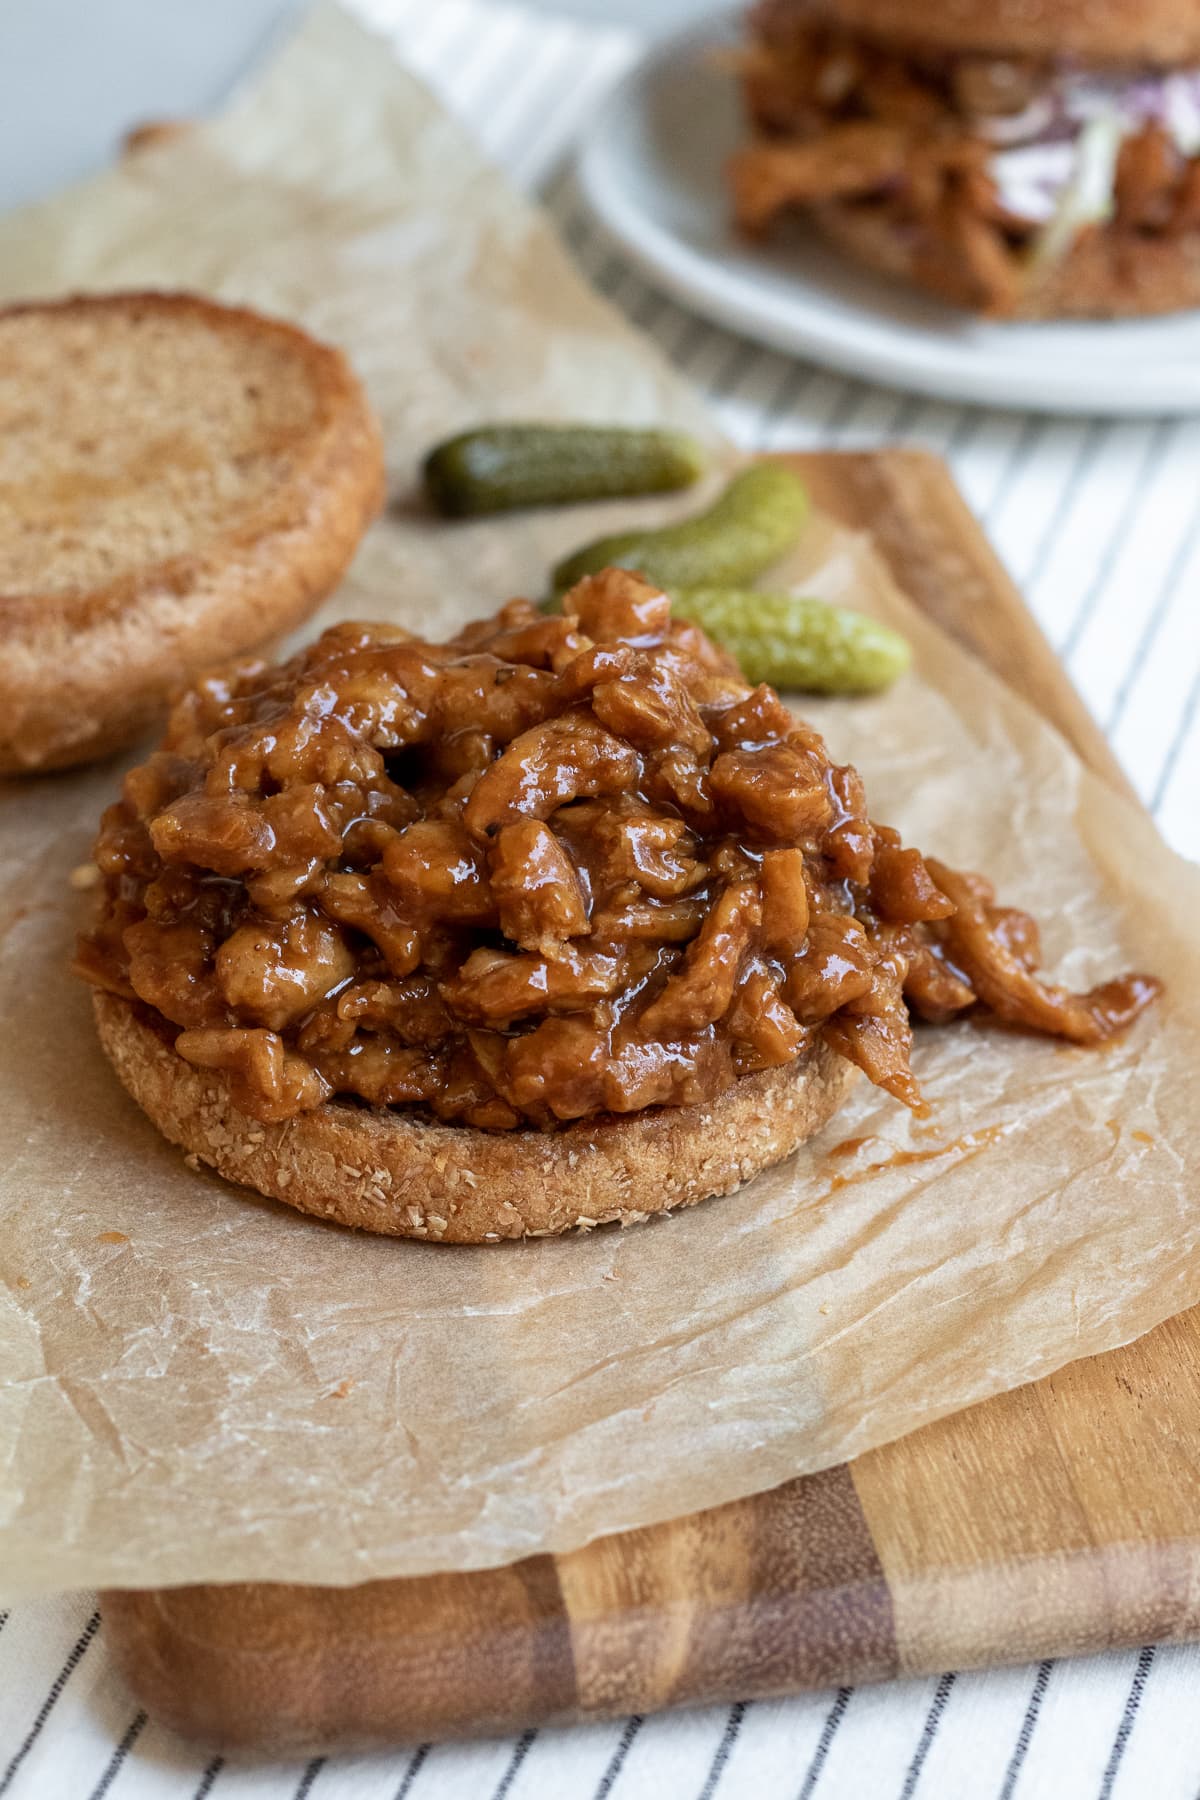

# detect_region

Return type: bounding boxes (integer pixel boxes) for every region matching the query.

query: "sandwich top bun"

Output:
[806,0,1200,68]
[0,292,384,774]
[812,197,1200,318]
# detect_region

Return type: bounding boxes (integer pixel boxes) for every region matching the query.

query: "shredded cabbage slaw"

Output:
[982,66,1200,247]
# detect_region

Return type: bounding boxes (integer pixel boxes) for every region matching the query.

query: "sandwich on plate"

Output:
[729,0,1200,316]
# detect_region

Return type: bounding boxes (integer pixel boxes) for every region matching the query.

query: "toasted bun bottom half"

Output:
[0,291,385,775]
[806,0,1200,68]
[93,992,859,1242]
[813,205,1200,319]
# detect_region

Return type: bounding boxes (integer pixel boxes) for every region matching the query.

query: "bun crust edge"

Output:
[809,0,1200,68]
[812,205,1200,319]
[0,291,386,775]
[93,992,859,1242]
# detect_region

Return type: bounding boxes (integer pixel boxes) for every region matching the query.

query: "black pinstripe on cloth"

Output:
[86,1711,147,1800]
[0,1610,101,1798]
[491,1731,538,1800]
[897,1673,957,1800]
[796,1688,854,1800]
[190,1758,223,1800]
[1097,1648,1156,1800]
[696,1702,748,1800]
[290,1757,324,1798]
[592,1717,644,1799]
[997,1661,1054,1800]
[392,1743,431,1800]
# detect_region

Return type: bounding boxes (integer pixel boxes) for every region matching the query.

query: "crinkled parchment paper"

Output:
[1,6,1198,1599]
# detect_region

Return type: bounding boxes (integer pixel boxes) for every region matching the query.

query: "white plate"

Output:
[577,13,1200,415]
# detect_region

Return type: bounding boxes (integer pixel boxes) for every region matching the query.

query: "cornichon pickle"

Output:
[422,425,708,516]
[671,588,911,693]
[550,463,808,592]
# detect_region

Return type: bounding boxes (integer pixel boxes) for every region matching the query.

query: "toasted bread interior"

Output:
[0,292,384,773]
[0,301,332,597]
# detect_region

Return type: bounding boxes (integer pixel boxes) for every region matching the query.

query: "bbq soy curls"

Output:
[423,425,708,515]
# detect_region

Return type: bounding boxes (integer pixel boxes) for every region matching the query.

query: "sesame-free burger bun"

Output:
[94,992,859,1243]
[807,0,1200,66]
[0,291,384,774]
[813,200,1200,318]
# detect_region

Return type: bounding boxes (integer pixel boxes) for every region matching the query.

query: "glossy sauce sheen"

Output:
[76,570,1160,1131]
[823,1125,1008,1195]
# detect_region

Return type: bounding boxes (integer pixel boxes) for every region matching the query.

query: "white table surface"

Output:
[0,0,696,213]
[2,3,1199,1797]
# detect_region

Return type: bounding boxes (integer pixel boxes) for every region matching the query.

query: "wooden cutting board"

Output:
[102,450,1200,1755]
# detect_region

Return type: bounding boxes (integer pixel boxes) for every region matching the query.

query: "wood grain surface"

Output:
[102,450,1200,1753]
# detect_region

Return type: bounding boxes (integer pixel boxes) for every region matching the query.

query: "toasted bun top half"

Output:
[807,0,1200,67]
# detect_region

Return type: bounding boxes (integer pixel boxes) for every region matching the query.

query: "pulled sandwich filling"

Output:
[78,570,1158,1131]
[731,0,1200,312]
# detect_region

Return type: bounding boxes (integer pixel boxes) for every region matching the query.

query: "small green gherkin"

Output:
[669,588,911,694]
[422,424,709,515]
[551,463,809,592]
